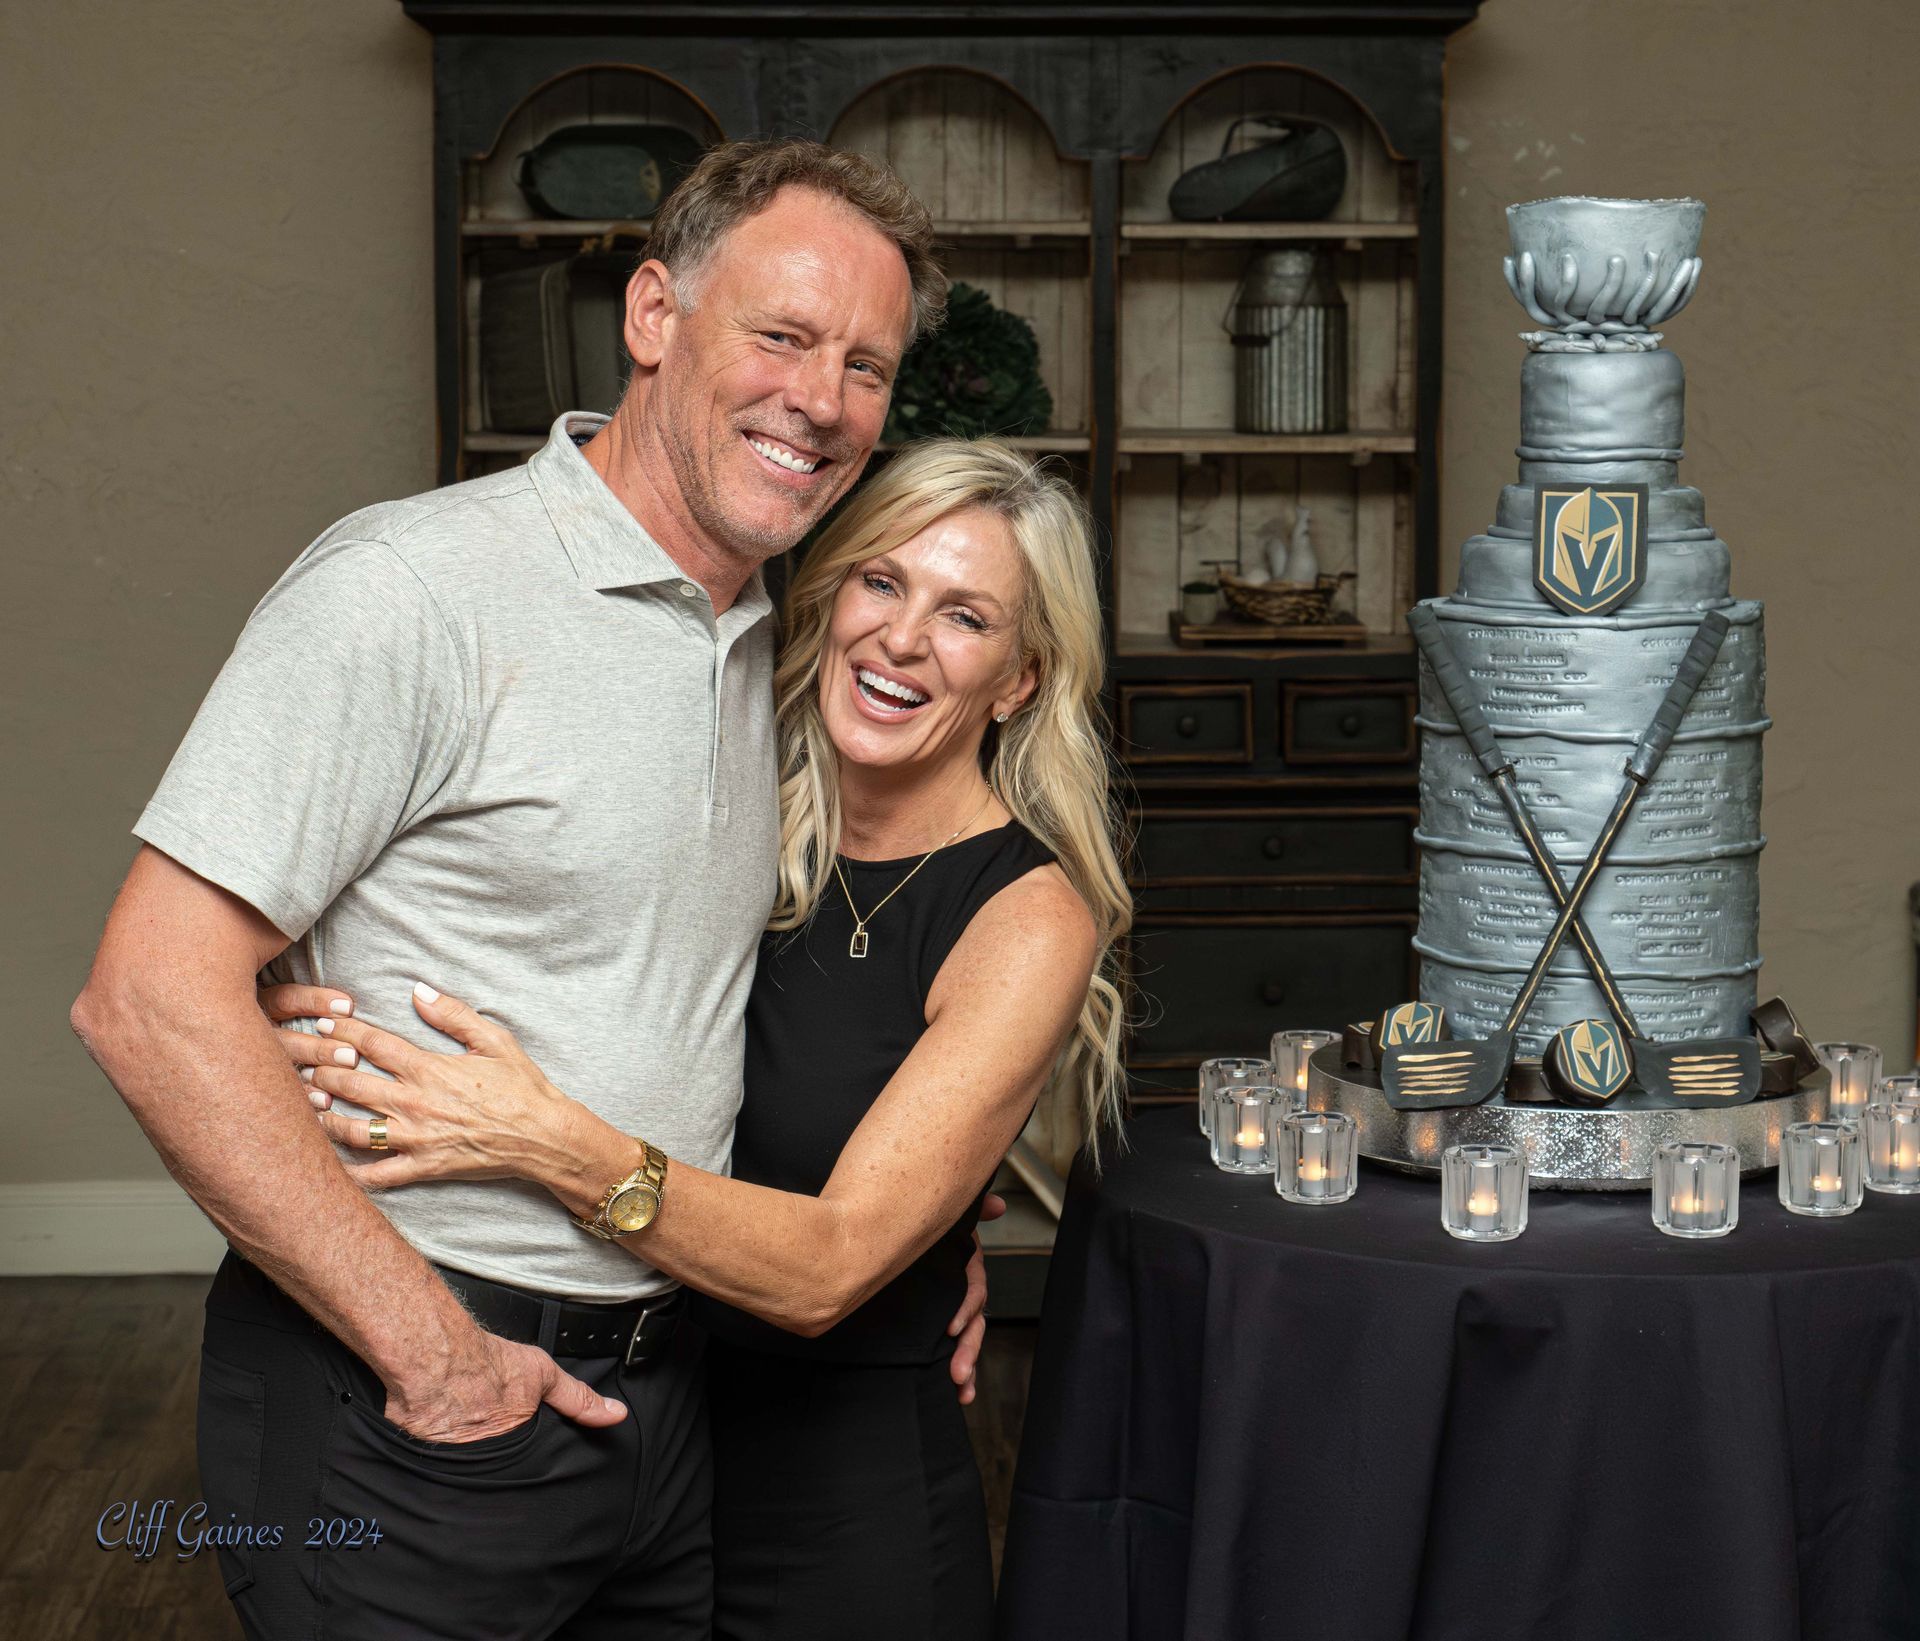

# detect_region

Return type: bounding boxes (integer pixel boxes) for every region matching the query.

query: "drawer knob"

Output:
[1262,834,1286,860]
[1339,712,1364,737]
[1176,713,1199,739]
[1261,980,1287,1007]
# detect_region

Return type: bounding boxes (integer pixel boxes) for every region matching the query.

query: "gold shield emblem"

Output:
[1546,1018,1632,1104]
[1532,484,1648,617]
[1375,1001,1447,1050]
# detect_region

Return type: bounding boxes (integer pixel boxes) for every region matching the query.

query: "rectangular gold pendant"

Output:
[849,929,869,959]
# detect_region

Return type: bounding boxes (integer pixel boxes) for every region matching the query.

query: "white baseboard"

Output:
[0,1181,227,1275]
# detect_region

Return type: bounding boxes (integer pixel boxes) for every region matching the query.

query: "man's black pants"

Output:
[195,1250,711,1640]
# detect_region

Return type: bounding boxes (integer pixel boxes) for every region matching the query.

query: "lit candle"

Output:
[1653,1140,1739,1238]
[1669,1167,1715,1232]
[1276,1110,1356,1206]
[1780,1120,1862,1216]
[1818,1042,1882,1122]
[1467,1181,1500,1232]
[1864,1103,1920,1196]
[1292,1132,1334,1199]
[1210,1086,1281,1174]
[1271,1030,1339,1109]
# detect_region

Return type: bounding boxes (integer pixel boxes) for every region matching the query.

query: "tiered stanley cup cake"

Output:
[1412,197,1767,1054]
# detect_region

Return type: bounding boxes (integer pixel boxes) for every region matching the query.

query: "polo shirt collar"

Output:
[529,411,694,593]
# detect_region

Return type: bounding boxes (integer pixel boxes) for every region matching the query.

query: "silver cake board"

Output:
[1305,1046,1829,1191]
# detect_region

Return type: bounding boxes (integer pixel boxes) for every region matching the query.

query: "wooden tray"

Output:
[1168,610,1370,647]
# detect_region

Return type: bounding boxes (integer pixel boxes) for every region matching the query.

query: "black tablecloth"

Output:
[997,1106,1920,1641]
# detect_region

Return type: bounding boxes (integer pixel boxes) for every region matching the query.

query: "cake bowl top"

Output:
[1508,195,1705,252]
[1505,196,1705,333]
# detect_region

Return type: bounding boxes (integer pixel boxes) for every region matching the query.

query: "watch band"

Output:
[574,1141,668,1241]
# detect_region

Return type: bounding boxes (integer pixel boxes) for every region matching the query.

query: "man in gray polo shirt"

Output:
[71,140,949,1638]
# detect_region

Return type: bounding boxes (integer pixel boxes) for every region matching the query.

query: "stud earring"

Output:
[995,712,1011,724]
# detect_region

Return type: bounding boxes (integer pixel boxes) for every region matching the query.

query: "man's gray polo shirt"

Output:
[136,412,779,1301]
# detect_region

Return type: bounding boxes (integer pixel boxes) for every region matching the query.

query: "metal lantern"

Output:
[1225,249,1348,435]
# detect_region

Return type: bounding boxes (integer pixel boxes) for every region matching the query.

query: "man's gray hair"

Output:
[643,137,948,343]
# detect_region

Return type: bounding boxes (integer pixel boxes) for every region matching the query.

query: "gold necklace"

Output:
[832,788,996,960]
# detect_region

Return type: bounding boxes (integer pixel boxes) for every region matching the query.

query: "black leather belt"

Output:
[432,1264,684,1368]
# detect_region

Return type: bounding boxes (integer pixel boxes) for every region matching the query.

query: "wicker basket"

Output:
[1217,570,1352,626]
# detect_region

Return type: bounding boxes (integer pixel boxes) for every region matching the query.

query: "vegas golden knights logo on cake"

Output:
[1531,484,1649,617]
[1378,1001,1445,1047]
[1547,1018,1633,1104]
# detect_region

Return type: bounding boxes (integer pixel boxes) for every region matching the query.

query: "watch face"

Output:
[608,1183,661,1233]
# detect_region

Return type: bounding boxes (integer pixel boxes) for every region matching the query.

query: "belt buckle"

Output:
[623,1296,672,1369]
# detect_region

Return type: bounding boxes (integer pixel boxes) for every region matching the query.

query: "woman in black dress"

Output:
[263,438,1130,1638]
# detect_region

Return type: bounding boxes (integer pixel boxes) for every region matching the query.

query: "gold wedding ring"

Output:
[367,1115,390,1151]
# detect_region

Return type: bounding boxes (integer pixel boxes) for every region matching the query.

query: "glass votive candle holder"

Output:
[1441,1143,1528,1242]
[1270,1028,1341,1100]
[1816,1042,1882,1123]
[1876,1073,1920,1108]
[1209,1085,1283,1174]
[1651,1139,1739,1239]
[1864,1101,1920,1194]
[1274,1110,1357,1204]
[1198,1055,1272,1135]
[1778,1120,1864,1217]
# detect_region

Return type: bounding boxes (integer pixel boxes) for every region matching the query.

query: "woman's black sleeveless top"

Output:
[691,820,1057,1364]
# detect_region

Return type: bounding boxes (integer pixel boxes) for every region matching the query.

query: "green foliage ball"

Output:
[882,283,1054,444]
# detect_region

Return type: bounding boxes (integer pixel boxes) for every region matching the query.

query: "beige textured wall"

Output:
[3,0,435,1185]
[6,0,1915,1194]
[1444,0,1919,1066]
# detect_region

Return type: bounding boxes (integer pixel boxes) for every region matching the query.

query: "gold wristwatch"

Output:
[574,1141,669,1240]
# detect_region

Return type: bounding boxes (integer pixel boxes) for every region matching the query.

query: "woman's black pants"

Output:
[707,1333,994,1641]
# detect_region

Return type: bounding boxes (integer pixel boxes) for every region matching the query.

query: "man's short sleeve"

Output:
[134,538,469,939]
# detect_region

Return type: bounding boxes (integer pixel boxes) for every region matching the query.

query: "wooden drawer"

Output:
[1282,681,1416,765]
[1120,683,1253,765]
[1131,807,1416,884]
[1126,914,1417,1065]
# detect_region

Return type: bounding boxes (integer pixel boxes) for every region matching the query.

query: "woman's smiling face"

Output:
[820,505,1037,776]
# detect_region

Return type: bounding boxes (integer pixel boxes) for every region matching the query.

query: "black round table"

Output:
[996,1107,1920,1641]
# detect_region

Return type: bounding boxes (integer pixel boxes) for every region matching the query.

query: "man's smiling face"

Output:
[645,186,915,559]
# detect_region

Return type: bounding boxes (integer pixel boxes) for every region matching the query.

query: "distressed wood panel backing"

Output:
[832,69,1089,222]
[832,71,1092,434]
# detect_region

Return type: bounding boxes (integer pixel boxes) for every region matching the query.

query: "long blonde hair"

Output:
[768,439,1131,1153]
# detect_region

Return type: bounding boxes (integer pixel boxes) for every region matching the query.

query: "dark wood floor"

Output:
[0,1275,1035,1639]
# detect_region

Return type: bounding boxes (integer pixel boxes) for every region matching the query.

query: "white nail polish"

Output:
[333,1046,357,1066]
[330,998,354,1016]
[298,1065,314,1083]
[308,1089,329,1111]
[316,1017,335,1036]
[414,981,440,1004]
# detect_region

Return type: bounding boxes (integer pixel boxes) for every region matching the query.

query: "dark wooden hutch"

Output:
[397,0,1485,1306]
